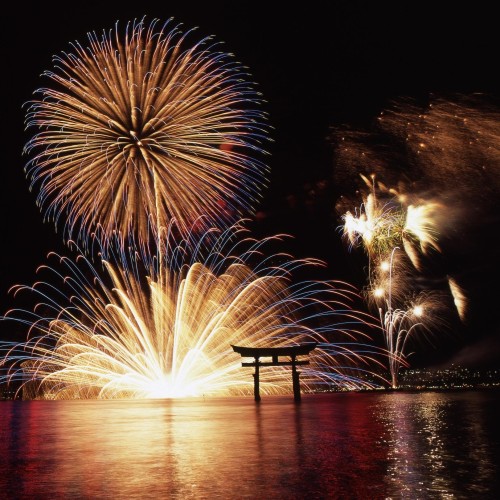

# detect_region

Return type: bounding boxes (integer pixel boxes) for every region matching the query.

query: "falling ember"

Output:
[447,276,467,322]
[402,235,422,271]
[1,223,384,399]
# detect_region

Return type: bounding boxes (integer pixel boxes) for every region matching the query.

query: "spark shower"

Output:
[1,17,385,399]
[3,17,493,398]
[2,224,383,399]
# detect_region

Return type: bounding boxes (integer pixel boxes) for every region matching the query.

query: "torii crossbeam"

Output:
[231,343,317,402]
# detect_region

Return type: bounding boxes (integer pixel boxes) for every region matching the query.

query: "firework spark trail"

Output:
[374,249,450,388]
[341,174,442,269]
[23,17,270,255]
[335,95,499,269]
[334,94,500,333]
[333,94,500,384]
[1,223,386,399]
[339,174,453,387]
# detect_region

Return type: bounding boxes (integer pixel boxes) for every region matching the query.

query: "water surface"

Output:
[1,390,499,499]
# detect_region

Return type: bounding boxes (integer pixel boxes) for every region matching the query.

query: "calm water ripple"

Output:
[1,390,499,499]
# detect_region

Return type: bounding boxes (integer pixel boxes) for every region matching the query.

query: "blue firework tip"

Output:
[22,15,272,255]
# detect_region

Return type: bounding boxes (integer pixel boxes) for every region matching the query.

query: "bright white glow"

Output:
[413,305,424,317]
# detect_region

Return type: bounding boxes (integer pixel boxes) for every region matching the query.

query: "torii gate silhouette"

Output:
[231,343,317,402]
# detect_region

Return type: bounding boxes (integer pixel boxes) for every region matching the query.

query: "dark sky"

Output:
[1,1,498,368]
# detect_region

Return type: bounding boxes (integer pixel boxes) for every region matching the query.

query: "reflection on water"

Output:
[374,391,500,499]
[1,391,499,499]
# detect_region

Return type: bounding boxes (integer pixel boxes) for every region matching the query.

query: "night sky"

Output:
[1,2,499,369]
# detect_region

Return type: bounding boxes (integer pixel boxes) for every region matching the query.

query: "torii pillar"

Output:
[253,359,261,402]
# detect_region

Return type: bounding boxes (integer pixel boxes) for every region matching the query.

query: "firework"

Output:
[23,17,270,253]
[1,223,384,399]
[404,203,441,258]
[372,249,449,388]
[365,250,413,311]
[342,175,441,267]
[342,193,405,258]
[334,95,500,383]
[340,176,452,387]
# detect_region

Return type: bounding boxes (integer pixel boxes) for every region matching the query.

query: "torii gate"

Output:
[231,343,317,402]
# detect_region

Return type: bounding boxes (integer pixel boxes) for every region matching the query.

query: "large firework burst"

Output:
[24,17,270,253]
[1,223,383,399]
